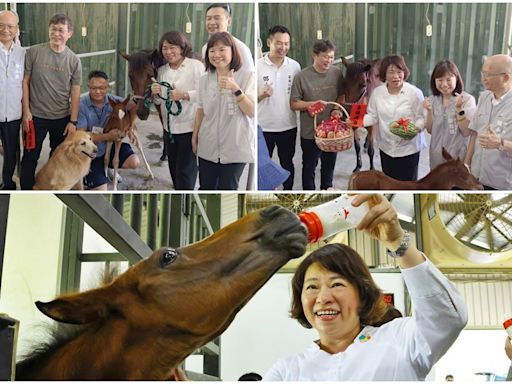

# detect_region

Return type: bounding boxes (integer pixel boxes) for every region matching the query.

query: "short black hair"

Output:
[238,372,262,381]
[268,25,291,38]
[88,70,108,81]
[206,3,231,16]
[312,39,336,54]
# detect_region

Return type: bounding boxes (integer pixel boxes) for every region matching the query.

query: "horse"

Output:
[102,96,154,189]
[347,147,484,190]
[120,49,168,161]
[336,57,381,173]
[15,206,308,380]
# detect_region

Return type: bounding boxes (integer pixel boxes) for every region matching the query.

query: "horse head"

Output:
[441,147,483,190]
[105,95,133,133]
[120,49,159,120]
[24,206,307,380]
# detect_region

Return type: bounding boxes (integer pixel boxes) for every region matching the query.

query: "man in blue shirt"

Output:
[77,70,139,190]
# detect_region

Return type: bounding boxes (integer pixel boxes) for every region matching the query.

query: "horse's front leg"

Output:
[112,140,121,190]
[353,129,362,173]
[104,141,113,179]
[366,126,375,170]
[131,129,154,180]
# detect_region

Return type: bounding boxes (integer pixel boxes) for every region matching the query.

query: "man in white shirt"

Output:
[257,25,300,190]
[468,54,512,190]
[0,10,24,190]
[201,3,254,73]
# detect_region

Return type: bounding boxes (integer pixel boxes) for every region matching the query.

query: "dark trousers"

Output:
[198,157,245,190]
[483,184,497,190]
[301,137,337,190]
[380,150,420,181]
[263,127,296,190]
[20,116,69,190]
[0,119,21,190]
[165,131,198,190]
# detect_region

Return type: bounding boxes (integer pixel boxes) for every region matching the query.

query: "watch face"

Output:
[458,110,465,116]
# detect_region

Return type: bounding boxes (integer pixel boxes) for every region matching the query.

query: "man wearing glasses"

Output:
[468,54,512,190]
[77,70,139,190]
[0,10,24,190]
[20,13,81,190]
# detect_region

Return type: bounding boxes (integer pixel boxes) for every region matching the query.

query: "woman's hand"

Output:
[352,194,404,251]
[422,98,432,112]
[218,70,239,91]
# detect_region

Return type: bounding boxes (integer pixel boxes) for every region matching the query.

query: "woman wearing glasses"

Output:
[362,55,426,181]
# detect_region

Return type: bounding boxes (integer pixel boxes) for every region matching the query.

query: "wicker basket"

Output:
[389,117,418,140]
[314,102,353,152]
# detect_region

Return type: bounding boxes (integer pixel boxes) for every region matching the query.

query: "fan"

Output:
[245,193,339,214]
[424,193,512,266]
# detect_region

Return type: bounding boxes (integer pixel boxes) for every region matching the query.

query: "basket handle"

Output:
[313,101,350,130]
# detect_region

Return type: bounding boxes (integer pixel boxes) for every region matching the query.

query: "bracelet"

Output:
[456,116,466,122]
[236,93,246,103]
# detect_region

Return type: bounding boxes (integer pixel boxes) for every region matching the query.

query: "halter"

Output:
[133,81,183,144]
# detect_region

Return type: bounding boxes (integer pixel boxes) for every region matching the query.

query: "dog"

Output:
[33,130,98,190]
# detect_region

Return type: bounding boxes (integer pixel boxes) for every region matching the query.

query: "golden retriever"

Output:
[33,130,98,190]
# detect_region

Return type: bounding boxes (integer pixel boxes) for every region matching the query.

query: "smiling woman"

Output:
[263,194,468,381]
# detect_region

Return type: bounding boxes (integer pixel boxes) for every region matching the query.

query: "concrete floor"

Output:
[1,113,252,191]
[270,127,431,190]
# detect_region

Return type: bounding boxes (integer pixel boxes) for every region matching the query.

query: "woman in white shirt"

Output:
[363,55,426,181]
[192,32,255,190]
[151,31,204,190]
[264,194,467,381]
[423,59,477,170]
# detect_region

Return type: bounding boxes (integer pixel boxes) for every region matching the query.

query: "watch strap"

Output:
[387,230,412,258]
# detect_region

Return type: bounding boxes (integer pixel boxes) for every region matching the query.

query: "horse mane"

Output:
[15,267,120,380]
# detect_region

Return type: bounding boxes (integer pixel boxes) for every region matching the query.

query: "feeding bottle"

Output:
[503,314,512,338]
[298,194,369,243]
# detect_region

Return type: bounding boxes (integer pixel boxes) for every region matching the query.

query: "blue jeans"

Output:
[300,137,337,190]
[0,119,21,189]
[198,158,245,190]
[263,127,297,190]
[20,116,68,190]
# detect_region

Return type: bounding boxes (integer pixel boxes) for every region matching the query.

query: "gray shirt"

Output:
[0,42,25,122]
[290,65,343,139]
[428,91,476,169]
[24,43,81,119]
[469,90,512,189]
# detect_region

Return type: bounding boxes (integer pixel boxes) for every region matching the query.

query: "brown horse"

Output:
[15,206,307,380]
[336,57,381,172]
[103,96,154,189]
[120,49,168,161]
[348,148,484,190]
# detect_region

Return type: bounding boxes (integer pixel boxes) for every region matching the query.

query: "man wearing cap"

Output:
[0,10,24,190]
[202,3,254,73]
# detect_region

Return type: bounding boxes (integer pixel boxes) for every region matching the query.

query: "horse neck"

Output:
[19,320,201,380]
[418,162,454,189]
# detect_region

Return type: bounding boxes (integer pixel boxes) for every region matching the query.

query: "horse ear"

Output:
[35,288,111,325]
[442,147,453,161]
[108,97,116,108]
[122,95,131,105]
[119,51,130,61]
[363,64,372,72]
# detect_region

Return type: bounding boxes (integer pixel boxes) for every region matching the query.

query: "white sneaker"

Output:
[107,169,123,183]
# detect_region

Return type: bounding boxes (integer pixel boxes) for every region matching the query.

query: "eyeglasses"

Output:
[89,86,108,91]
[481,71,508,78]
[0,23,18,31]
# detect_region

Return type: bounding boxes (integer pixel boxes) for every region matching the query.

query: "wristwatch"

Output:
[69,120,78,125]
[233,89,243,97]
[387,230,412,258]
[498,136,505,152]
[458,110,465,116]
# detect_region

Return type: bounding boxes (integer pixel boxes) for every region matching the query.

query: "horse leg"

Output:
[104,141,112,180]
[353,130,362,173]
[366,126,375,170]
[132,130,154,180]
[160,127,168,162]
[112,141,121,191]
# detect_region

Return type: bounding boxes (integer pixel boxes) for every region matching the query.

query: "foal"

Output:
[348,148,483,190]
[336,57,380,172]
[15,206,308,380]
[103,96,154,190]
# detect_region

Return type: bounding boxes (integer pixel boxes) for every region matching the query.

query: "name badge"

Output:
[92,126,104,135]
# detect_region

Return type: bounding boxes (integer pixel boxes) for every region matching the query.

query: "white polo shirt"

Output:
[363,82,427,157]
[257,54,301,132]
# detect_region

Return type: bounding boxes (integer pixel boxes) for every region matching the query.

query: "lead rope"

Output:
[141,81,183,144]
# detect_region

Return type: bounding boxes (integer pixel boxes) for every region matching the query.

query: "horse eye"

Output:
[160,248,178,267]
